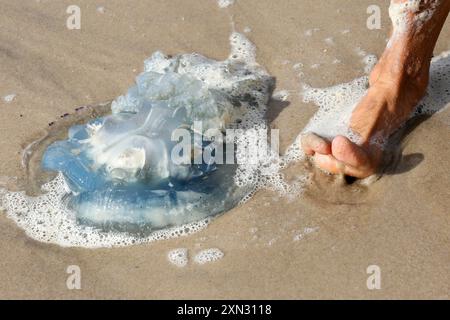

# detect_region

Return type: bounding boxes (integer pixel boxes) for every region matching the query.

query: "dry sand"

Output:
[0,0,449,299]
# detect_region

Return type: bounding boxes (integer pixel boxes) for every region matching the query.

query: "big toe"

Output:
[331,135,378,178]
[331,135,370,168]
[301,133,332,156]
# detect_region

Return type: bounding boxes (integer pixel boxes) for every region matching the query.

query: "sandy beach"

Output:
[0,0,449,299]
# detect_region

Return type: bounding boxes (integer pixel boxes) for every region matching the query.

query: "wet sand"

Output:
[0,0,449,299]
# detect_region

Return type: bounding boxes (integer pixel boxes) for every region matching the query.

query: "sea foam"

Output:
[167,248,189,267]
[217,0,235,9]
[194,248,224,264]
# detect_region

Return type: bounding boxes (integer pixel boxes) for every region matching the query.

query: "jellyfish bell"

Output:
[41,35,275,234]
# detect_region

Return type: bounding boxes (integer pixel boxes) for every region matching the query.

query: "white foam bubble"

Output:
[272,90,289,102]
[167,248,189,267]
[304,28,320,37]
[3,94,16,103]
[304,226,319,234]
[324,37,335,46]
[355,47,367,57]
[194,248,224,264]
[293,226,319,241]
[293,63,303,70]
[217,0,235,9]
[388,0,442,44]
[229,32,256,64]
[355,47,378,74]
[362,54,378,74]
[417,50,450,115]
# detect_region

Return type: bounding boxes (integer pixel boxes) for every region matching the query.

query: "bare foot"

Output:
[302,45,429,178]
[301,0,450,178]
[300,0,450,178]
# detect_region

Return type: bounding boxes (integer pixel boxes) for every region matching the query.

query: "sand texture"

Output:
[0,0,449,299]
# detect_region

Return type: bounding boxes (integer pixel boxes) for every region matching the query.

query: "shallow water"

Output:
[1,34,449,248]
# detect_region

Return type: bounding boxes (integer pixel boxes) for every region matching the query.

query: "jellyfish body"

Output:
[42,50,273,232]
